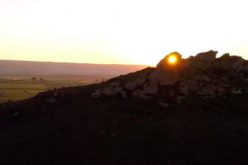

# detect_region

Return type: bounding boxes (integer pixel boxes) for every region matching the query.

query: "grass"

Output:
[0,89,44,103]
[0,75,105,103]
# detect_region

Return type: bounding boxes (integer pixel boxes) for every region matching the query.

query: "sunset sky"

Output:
[0,0,247,65]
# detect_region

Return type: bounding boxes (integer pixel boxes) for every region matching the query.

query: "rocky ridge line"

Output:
[91,50,248,107]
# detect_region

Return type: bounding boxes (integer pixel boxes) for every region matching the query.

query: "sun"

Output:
[167,55,178,64]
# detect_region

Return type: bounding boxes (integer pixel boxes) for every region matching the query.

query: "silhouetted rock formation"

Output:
[92,50,248,107]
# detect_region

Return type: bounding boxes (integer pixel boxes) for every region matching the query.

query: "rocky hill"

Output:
[1,50,248,165]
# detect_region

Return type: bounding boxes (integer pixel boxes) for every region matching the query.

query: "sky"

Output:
[0,0,247,65]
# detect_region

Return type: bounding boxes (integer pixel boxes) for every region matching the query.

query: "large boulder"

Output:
[154,52,184,86]
[195,50,217,62]
[156,52,183,71]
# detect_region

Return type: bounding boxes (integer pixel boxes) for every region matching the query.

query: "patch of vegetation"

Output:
[0,75,104,103]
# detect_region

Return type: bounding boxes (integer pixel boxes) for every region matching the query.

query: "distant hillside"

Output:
[0,60,147,76]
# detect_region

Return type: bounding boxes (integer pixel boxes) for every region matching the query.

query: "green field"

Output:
[0,75,106,103]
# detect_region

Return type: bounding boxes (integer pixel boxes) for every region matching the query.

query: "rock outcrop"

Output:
[92,50,248,108]
[194,50,217,61]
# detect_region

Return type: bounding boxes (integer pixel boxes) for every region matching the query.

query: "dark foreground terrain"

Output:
[0,51,248,165]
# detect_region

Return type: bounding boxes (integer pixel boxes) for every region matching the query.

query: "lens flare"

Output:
[167,55,178,64]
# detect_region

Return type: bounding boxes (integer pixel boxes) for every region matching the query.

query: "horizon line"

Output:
[0,58,152,67]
